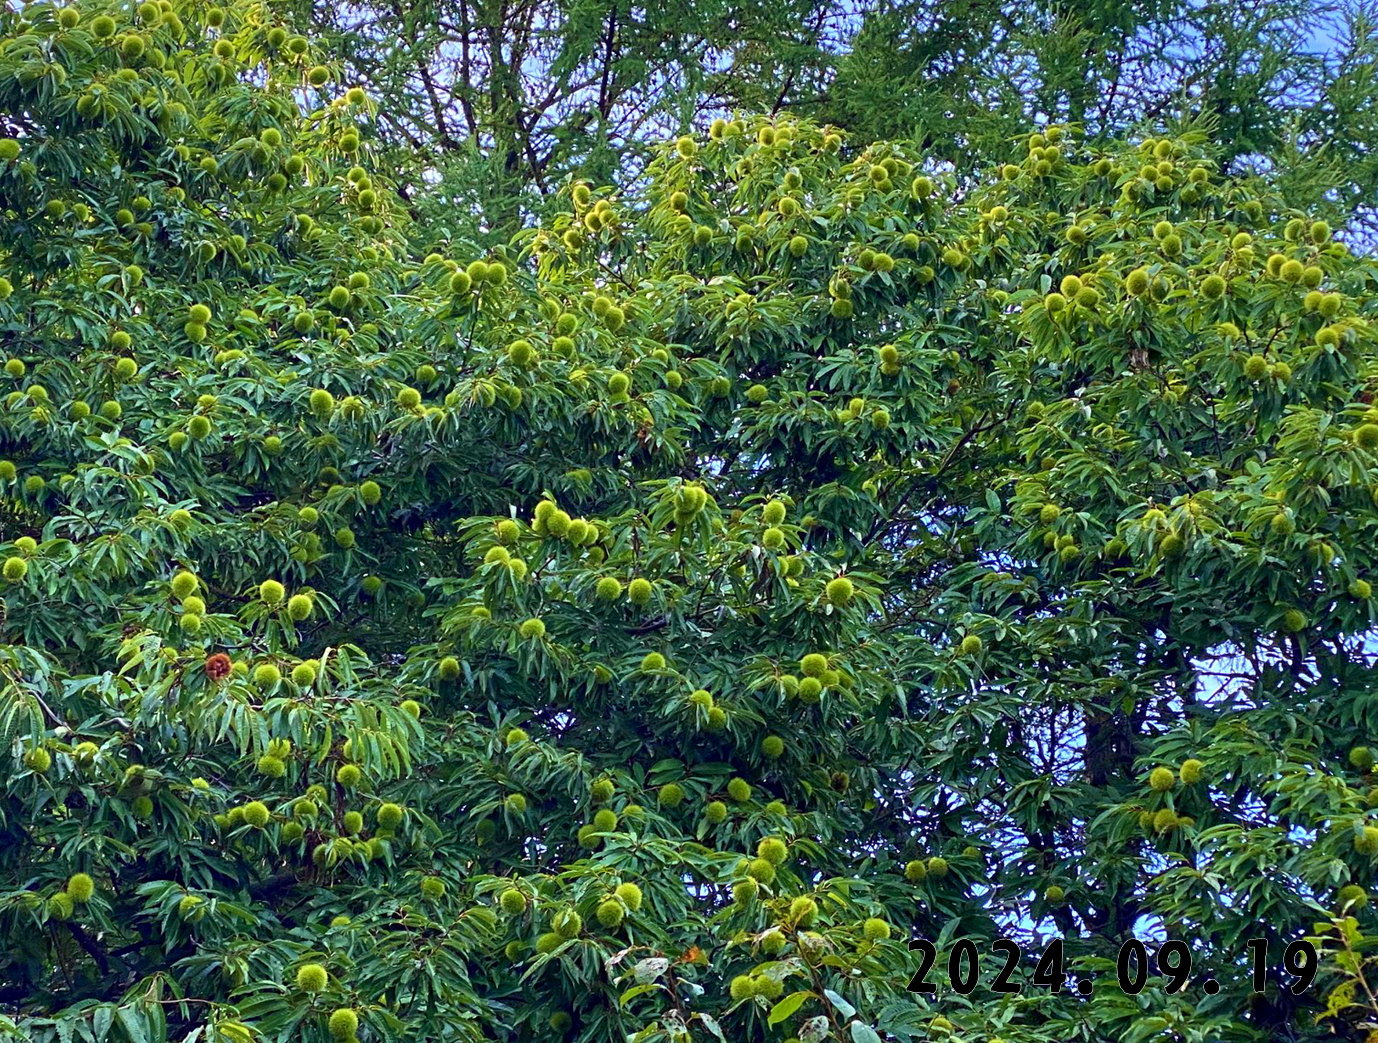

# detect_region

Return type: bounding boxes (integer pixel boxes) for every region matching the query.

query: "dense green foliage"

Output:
[7,3,1378,1043]
[296,0,1378,241]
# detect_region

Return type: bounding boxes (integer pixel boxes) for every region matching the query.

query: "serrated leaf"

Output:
[114,1010,147,1043]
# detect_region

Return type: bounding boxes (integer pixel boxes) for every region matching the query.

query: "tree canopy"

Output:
[6,2,1378,1043]
[293,0,1378,241]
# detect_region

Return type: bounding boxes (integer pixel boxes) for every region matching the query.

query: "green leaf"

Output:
[767,991,813,1025]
